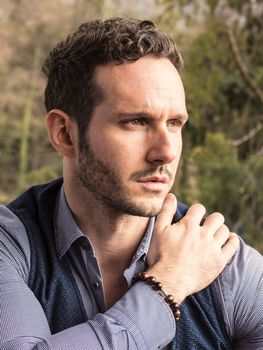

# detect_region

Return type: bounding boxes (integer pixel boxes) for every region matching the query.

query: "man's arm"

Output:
[0,194,239,349]
[0,211,174,350]
[218,239,263,349]
[147,194,262,348]
[147,193,240,303]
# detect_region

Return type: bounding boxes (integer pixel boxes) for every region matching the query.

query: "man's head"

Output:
[44,18,187,217]
[42,17,183,135]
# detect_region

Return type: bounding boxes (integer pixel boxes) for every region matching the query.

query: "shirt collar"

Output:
[54,187,84,259]
[130,216,155,263]
[54,186,155,260]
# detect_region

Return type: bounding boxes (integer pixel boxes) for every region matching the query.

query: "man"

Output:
[0,17,262,350]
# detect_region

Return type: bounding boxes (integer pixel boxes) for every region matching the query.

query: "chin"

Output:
[128,197,165,217]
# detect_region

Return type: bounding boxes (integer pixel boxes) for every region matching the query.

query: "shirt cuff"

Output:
[106,281,176,349]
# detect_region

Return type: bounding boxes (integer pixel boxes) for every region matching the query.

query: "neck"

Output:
[64,176,150,271]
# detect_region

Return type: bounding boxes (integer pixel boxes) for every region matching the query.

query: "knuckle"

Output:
[192,203,206,212]
[161,202,176,216]
[232,234,240,248]
[180,216,197,231]
[212,212,225,222]
[225,234,240,253]
[221,224,230,233]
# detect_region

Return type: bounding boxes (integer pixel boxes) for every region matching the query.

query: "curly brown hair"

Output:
[42,17,183,133]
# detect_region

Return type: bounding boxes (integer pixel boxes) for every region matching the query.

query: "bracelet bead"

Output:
[165,295,174,303]
[132,272,181,321]
[148,276,156,283]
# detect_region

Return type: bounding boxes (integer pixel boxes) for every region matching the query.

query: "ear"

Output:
[45,109,77,158]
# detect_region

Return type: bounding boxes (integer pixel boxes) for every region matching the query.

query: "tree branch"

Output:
[232,123,263,146]
[226,25,263,107]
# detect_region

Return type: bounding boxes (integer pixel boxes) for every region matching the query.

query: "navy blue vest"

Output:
[8,178,232,349]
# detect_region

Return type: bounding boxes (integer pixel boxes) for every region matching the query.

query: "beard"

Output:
[77,135,173,217]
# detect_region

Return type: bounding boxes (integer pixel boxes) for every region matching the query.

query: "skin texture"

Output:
[77,58,188,217]
[147,193,239,303]
[46,57,239,308]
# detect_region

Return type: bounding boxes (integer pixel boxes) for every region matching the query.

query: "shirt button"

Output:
[93,281,101,289]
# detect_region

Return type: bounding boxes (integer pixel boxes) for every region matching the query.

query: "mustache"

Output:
[129,165,173,181]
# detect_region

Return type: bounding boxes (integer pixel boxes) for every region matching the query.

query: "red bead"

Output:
[132,272,181,321]
[141,272,149,281]
[175,310,181,321]
[148,276,156,283]
[165,295,174,303]
[170,302,178,311]
[156,282,162,289]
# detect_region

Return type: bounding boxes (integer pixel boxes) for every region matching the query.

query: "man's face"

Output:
[78,57,188,216]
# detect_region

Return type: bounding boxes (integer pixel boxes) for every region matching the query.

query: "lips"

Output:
[137,176,169,184]
[137,176,170,191]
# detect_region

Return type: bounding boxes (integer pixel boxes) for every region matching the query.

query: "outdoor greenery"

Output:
[0,0,262,252]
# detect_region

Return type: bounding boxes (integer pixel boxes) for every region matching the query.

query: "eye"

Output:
[130,119,146,126]
[167,119,183,128]
[123,118,147,127]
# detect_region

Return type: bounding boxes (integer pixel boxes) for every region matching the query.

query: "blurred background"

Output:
[0,0,262,252]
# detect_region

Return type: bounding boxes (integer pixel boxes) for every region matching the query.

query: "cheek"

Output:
[177,131,183,148]
[112,144,143,171]
[171,131,182,151]
[172,134,183,165]
[91,125,143,156]
[177,137,183,155]
[89,133,142,175]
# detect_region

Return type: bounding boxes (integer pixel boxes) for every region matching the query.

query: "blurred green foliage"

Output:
[0,0,262,252]
[156,0,263,251]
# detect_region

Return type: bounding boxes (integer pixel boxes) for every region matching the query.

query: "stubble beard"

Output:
[77,136,172,217]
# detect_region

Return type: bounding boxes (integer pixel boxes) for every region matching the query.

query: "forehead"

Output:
[94,57,186,114]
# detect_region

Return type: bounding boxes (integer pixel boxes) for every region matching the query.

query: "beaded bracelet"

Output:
[131,272,181,321]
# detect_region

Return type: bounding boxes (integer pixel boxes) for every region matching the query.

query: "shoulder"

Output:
[222,237,263,287]
[0,205,31,281]
[217,237,263,339]
[231,237,262,270]
[172,201,189,223]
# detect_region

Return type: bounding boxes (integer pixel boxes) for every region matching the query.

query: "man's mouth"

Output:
[137,176,170,191]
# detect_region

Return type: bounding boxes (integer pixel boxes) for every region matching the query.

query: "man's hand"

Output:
[147,193,240,304]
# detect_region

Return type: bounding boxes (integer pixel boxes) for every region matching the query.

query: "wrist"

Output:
[146,266,187,305]
[132,272,182,321]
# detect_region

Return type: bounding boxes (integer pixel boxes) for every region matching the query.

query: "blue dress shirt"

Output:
[0,187,262,349]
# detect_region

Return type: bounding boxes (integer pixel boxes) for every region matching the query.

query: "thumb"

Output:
[155,193,177,232]
[147,193,177,266]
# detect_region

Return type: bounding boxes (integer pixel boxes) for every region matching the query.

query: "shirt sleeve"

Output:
[0,207,175,350]
[218,238,263,349]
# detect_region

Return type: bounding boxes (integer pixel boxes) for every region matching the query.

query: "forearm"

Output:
[1,277,175,350]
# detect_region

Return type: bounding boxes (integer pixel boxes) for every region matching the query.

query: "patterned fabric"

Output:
[173,285,231,349]
[8,179,87,333]
[8,178,230,349]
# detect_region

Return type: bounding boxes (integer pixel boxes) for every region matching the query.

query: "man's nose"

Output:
[146,127,179,165]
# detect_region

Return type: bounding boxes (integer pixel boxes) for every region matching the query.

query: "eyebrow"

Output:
[116,112,189,121]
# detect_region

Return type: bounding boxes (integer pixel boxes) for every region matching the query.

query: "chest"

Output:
[69,248,132,313]
[102,272,129,309]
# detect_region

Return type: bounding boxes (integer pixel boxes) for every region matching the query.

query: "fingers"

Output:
[184,203,206,225]
[214,224,230,246]
[155,193,177,231]
[203,212,225,233]
[222,233,240,262]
